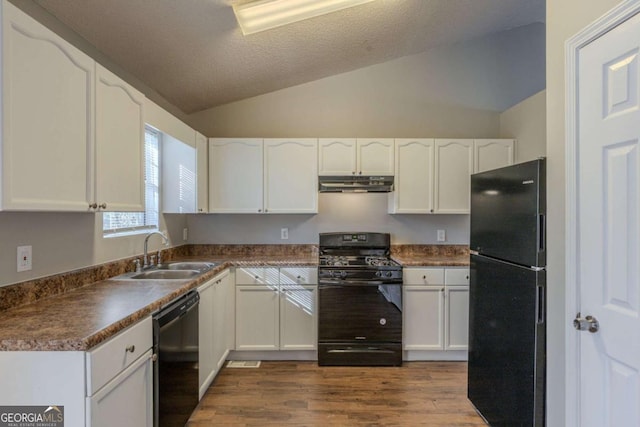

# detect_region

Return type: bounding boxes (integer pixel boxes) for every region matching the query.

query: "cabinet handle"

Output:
[125,345,135,353]
[89,203,97,209]
[99,203,107,209]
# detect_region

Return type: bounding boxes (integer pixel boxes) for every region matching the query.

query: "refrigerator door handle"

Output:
[536,285,545,324]
[538,214,546,252]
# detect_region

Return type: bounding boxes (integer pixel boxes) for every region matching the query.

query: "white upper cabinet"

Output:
[389,139,435,214]
[209,138,263,213]
[318,138,394,175]
[1,1,95,211]
[209,138,318,214]
[264,139,318,214]
[95,64,145,212]
[356,138,395,175]
[195,132,209,213]
[473,139,515,173]
[162,134,196,213]
[434,139,474,214]
[318,138,357,175]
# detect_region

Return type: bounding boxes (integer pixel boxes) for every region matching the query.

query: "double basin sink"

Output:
[114,261,218,281]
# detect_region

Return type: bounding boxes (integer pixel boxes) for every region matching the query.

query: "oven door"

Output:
[318,280,402,366]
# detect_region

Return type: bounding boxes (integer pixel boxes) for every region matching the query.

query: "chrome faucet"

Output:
[143,231,169,269]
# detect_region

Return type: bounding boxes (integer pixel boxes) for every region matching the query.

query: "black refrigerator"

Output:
[468,158,546,427]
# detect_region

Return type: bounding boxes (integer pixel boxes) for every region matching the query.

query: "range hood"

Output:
[319,175,394,193]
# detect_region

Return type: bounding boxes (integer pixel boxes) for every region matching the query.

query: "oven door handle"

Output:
[319,280,400,287]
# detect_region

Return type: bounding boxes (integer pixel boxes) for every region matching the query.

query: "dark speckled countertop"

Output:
[0,245,467,352]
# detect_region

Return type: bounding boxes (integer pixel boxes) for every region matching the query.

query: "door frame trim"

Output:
[565,2,640,426]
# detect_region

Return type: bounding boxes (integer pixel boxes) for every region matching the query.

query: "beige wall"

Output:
[545,1,622,425]
[188,24,545,138]
[499,90,547,163]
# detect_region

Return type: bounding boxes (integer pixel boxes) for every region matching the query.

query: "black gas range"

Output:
[317,232,403,366]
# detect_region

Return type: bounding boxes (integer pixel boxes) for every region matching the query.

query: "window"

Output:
[103,126,160,236]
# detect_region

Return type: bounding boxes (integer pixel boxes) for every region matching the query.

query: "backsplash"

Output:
[0,244,464,312]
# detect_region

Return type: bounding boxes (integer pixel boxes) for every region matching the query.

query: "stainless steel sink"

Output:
[156,261,218,272]
[113,269,201,281]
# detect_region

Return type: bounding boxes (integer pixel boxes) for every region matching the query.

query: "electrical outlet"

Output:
[17,245,32,272]
[183,228,188,241]
[437,229,446,242]
[281,228,289,240]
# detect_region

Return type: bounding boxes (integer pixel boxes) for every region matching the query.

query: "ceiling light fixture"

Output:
[233,0,376,35]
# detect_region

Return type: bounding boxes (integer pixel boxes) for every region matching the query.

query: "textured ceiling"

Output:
[35,0,544,114]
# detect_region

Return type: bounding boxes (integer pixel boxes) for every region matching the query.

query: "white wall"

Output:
[188,194,469,245]
[545,1,622,426]
[500,90,547,163]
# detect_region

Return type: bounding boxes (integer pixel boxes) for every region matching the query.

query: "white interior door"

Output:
[570,6,640,427]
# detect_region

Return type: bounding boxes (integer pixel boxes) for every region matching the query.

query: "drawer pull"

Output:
[125,345,135,353]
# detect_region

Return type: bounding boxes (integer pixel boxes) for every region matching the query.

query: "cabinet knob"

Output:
[258,209,262,212]
[466,276,469,280]
[422,275,427,280]
[99,203,107,209]
[198,208,203,212]
[265,209,268,213]
[352,171,356,175]
[430,209,434,213]
[359,171,362,175]
[89,203,98,209]
[125,345,135,353]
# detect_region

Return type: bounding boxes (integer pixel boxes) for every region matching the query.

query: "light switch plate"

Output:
[437,229,446,242]
[281,228,289,240]
[17,245,32,272]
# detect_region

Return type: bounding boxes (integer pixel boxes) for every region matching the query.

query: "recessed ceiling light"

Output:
[233,0,377,35]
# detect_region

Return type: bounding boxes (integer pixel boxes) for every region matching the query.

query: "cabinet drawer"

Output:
[279,267,318,285]
[445,268,470,285]
[86,317,152,395]
[403,268,444,285]
[235,267,279,285]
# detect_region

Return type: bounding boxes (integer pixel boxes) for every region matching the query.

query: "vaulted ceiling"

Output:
[34,0,545,114]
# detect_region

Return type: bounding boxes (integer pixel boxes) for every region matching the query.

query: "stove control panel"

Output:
[342,234,367,242]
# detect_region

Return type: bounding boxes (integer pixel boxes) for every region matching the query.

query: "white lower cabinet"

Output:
[87,349,153,427]
[198,269,234,398]
[403,267,469,360]
[85,317,153,426]
[0,317,153,426]
[235,267,317,352]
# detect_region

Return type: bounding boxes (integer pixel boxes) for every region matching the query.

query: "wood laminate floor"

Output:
[188,361,487,426]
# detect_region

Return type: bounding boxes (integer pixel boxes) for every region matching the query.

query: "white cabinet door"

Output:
[318,138,357,175]
[280,285,317,350]
[195,132,209,213]
[264,139,318,213]
[474,139,515,173]
[356,138,394,175]
[87,350,153,427]
[197,278,216,399]
[390,139,435,213]
[444,286,469,351]
[235,285,280,350]
[434,139,473,213]
[2,2,95,211]
[220,270,236,362]
[162,134,196,213]
[403,286,445,350]
[95,63,145,212]
[209,138,263,213]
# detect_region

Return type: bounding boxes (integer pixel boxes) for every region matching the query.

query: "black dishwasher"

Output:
[153,290,199,427]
